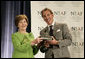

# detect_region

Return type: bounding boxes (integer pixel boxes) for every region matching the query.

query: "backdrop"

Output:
[31,1,84,58]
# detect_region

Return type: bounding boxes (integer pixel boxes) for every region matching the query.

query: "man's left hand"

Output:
[46,36,59,45]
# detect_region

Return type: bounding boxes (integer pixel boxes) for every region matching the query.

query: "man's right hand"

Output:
[44,41,50,48]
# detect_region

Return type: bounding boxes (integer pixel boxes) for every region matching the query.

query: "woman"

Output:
[12,14,43,58]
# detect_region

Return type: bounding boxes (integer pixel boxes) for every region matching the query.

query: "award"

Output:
[39,36,53,53]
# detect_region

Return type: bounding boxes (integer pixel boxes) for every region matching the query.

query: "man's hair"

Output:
[15,14,28,27]
[41,8,53,17]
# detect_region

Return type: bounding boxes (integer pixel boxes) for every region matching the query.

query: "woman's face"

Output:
[18,19,28,30]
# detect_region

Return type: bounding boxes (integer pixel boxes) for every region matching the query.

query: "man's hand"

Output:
[44,41,50,48]
[46,36,59,45]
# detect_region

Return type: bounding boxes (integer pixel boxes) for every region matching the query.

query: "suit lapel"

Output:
[53,23,63,40]
[45,26,49,33]
[53,22,60,33]
[41,26,49,37]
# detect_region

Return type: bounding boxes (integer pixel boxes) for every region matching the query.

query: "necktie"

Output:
[49,25,53,36]
[49,25,53,48]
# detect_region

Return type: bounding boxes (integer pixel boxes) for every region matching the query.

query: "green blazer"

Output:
[12,32,39,58]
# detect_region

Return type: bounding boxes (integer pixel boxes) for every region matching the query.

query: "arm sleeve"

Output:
[29,32,39,55]
[32,45,39,55]
[12,34,31,52]
[29,32,34,40]
[58,24,72,48]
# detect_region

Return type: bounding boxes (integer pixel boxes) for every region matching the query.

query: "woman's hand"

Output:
[31,38,43,46]
[35,38,43,44]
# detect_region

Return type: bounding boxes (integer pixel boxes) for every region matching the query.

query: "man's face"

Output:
[42,10,54,25]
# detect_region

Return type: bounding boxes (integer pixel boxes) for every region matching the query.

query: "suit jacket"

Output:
[40,22,72,58]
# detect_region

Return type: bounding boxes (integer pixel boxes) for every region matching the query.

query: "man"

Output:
[39,8,72,58]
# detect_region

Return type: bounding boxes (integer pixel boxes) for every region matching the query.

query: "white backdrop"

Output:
[31,1,84,58]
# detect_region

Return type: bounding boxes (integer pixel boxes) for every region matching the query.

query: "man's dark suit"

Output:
[40,22,72,58]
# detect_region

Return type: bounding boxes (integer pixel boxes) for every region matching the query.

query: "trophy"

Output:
[38,36,53,53]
